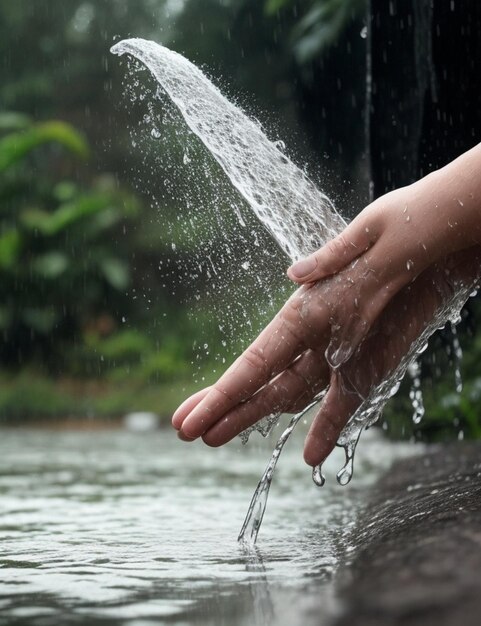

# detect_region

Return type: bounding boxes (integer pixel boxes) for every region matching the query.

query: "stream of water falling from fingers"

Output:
[111,38,479,544]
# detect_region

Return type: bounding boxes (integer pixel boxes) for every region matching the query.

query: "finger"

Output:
[180,292,330,440]
[172,386,211,430]
[287,214,379,283]
[177,429,196,442]
[303,374,361,467]
[202,349,329,447]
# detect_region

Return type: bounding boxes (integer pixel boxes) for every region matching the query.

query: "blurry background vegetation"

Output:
[0,0,479,440]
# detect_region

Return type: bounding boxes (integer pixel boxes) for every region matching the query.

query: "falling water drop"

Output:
[312,464,325,487]
[336,446,354,486]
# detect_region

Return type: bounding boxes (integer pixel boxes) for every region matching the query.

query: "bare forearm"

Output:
[412,142,481,257]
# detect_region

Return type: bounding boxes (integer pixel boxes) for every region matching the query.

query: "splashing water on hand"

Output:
[111,38,480,543]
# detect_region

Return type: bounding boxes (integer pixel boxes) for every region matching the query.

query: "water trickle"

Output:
[112,38,480,543]
[238,399,321,545]
[336,436,360,486]
[450,322,463,392]
[408,360,425,424]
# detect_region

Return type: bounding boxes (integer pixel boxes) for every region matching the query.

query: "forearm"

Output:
[411,142,481,256]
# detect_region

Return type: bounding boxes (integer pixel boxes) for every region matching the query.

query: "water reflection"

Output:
[0,426,416,625]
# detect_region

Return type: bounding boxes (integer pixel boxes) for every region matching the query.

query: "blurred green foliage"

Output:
[0,112,139,368]
[0,0,479,439]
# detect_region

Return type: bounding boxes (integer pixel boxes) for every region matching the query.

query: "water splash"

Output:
[111,39,480,541]
[238,398,323,545]
[111,39,346,264]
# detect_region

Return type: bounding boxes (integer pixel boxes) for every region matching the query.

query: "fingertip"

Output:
[287,256,318,282]
[201,431,223,447]
[171,387,211,430]
[177,429,196,442]
[201,415,236,447]
[303,435,332,467]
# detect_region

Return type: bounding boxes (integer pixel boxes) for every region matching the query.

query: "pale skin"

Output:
[172,143,481,467]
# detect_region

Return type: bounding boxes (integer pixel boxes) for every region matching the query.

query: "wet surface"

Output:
[335,442,481,626]
[0,425,416,625]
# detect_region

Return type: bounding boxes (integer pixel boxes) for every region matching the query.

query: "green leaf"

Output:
[89,330,153,361]
[99,257,130,290]
[21,193,112,236]
[32,252,69,278]
[0,228,21,269]
[0,121,89,172]
[53,181,78,202]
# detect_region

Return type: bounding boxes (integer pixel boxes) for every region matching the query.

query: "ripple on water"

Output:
[0,427,417,626]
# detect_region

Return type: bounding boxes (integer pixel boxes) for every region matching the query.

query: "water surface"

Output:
[0,426,416,625]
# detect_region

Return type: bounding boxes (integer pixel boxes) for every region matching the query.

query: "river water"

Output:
[0,425,417,626]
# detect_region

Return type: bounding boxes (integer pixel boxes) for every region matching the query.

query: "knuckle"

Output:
[212,383,236,405]
[325,236,346,260]
[243,345,269,376]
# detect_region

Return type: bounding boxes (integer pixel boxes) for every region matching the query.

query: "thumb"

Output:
[287,214,378,284]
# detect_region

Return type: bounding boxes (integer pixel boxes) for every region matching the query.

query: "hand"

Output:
[172,246,481,466]
[173,144,481,466]
[287,144,481,367]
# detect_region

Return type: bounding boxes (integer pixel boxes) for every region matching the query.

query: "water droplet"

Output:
[312,465,325,487]
[337,458,353,486]
[336,443,356,486]
[360,26,368,38]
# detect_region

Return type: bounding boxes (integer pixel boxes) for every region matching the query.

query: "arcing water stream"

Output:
[111,38,480,543]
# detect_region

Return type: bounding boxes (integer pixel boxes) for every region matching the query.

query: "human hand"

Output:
[173,145,481,466]
[172,246,481,466]
[288,145,481,367]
